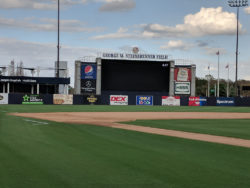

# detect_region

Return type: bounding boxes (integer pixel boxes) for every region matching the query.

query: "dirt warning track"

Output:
[11,112,250,148]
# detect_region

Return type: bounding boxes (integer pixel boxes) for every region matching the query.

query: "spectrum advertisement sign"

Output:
[110,95,128,105]
[162,96,180,106]
[189,97,207,106]
[136,96,153,106]
[81,64,97,80]
[216,97,235,106]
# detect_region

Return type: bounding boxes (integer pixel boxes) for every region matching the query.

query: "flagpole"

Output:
[227,64,230,97]
[217,51,220,97]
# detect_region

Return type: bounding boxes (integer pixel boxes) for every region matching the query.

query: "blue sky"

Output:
[0,0,250,83]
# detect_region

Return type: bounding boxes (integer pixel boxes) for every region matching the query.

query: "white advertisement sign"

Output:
[0,93,8,104]
[162,96,180,106]
[53,94,73,105]
[175,82,191,95]
[110,95,128,105]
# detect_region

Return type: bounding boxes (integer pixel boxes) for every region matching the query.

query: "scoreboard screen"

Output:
[101,59,170,92]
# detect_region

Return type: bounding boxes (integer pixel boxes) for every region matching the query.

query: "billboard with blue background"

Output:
[81,64,97,80]
[136,96,153,106]
[216,97,235,106]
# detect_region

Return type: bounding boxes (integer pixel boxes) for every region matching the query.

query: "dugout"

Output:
[0,76,70,94]
[74,53,196,97]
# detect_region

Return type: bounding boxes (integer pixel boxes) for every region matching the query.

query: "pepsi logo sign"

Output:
[85,65,94,75]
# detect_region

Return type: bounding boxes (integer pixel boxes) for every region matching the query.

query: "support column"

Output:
[169,61,175,96]
[96,58,102,95]
[191,64,196,96]
[37,84,40,94]
[7,82,10,93]
[31,85,34,94]
[3,83,5,93]
[74,61,81,94]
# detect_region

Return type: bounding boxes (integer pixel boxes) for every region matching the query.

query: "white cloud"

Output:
[0,0,87,10]
[99,0,135,12]
[0,16,103,32]
[92,27,137,39]
[142,7,240,38]
[93,7,241,40]
[244,7,250,14]
[161,40,193,51]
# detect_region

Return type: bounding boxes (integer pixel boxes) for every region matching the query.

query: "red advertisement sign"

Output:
[189,97,200,106]
[174,68,191,82]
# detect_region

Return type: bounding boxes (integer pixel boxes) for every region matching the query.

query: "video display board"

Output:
[101,59,170,92]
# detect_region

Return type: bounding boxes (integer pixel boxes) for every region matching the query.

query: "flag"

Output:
[225,64,229,69]
[216,51,220,55]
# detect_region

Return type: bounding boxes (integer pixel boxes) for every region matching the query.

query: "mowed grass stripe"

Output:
[123,119,250,140]
[1,113,250,188]
[1,105,250,113]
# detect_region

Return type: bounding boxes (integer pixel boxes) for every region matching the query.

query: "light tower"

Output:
[228,0,248,96]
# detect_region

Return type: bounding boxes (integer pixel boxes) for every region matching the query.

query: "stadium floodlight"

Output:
[228,0,248,96]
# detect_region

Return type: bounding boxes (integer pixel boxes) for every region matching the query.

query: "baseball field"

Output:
[1,105,250,188]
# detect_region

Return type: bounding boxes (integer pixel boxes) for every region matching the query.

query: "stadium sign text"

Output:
[102,53,168,61]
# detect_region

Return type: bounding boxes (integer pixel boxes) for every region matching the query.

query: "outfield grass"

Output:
[123,119,250,140]
[1,105,250,188]
[1,104,250,113]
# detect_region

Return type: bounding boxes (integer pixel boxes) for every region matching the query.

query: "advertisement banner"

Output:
[216,97,235,106]
[189,97,207,106]
[110,95,128,105]
[22,94,44,104]
[162,96,180,106]
[136,96,153,106]
[53,94,73,105]
[175,82,190,95]
[81,64,97,80]
[81,80,96,94]
[174,68,191,82]
[0,93,8,104]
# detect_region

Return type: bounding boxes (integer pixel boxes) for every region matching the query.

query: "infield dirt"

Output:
[12,112,250,148]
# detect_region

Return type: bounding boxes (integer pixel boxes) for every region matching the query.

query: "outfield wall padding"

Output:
[4,93,250,106]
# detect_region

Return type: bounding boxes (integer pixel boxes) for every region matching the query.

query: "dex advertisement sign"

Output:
[0,93,8,104]
[110,95,128,105]
[81,64,96,80]
[136,96,153,106]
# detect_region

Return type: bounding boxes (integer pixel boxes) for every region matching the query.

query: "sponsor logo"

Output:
[110,95,128,105]
[110,97,127,102]
[136,96,153,106]
[162,96,180,106]
[85,65,94,76]
[87,94,98,104]
[0,95,3,100]
[22,94,43,105]
[175,82,190,95]
[216,98,235,106]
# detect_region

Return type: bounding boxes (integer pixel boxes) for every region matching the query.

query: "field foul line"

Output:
[23,119,49,125]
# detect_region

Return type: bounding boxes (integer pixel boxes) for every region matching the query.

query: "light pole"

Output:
[57,0,60,79]
[228,0,248,96]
